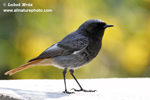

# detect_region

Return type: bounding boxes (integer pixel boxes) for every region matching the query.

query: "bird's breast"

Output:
[85,38,102,59]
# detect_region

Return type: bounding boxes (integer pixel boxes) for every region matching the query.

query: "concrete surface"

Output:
[0,78,150,100]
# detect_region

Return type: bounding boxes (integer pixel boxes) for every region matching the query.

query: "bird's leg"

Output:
[69,69,96,92]
[62,68,74,94]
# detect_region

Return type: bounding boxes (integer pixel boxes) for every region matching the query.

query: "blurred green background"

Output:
[0,0,150,79]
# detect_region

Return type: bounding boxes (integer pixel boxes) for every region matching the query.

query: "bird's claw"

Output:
[71,88,97,92]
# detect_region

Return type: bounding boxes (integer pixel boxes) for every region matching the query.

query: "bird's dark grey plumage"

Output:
[29,19,113,69]
[5,19,114,94]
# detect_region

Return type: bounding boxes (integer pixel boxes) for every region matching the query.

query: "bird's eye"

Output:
[92,23,98,27]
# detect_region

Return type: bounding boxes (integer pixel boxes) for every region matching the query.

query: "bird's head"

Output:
[78,19,114,39]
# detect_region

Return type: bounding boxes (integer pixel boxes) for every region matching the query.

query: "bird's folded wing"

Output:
[28,32,89,62]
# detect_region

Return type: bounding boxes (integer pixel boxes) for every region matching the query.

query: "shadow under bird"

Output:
[5,19,114,94]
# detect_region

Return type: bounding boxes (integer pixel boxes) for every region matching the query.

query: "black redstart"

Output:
[5,19,114,94]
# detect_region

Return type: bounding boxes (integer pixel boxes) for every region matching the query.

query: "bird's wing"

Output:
[28,32,89,62]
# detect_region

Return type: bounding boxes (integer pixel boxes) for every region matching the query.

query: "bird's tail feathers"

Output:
[4,58,47,76]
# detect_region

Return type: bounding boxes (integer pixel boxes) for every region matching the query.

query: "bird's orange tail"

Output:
[5,59,45,76]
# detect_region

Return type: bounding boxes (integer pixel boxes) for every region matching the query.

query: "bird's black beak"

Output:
[104,25,114,28]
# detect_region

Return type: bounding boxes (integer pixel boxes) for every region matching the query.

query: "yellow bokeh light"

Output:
[122,39,149,74]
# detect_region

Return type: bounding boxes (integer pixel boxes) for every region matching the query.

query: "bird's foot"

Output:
[71,88,96,92]
[63,90,74,94]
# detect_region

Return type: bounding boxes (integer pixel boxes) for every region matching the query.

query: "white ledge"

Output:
[0,78,150,100]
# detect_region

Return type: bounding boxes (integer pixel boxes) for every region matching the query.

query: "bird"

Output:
[5,19,114,94]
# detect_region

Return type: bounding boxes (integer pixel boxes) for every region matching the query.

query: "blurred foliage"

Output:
[0,0,150,79]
